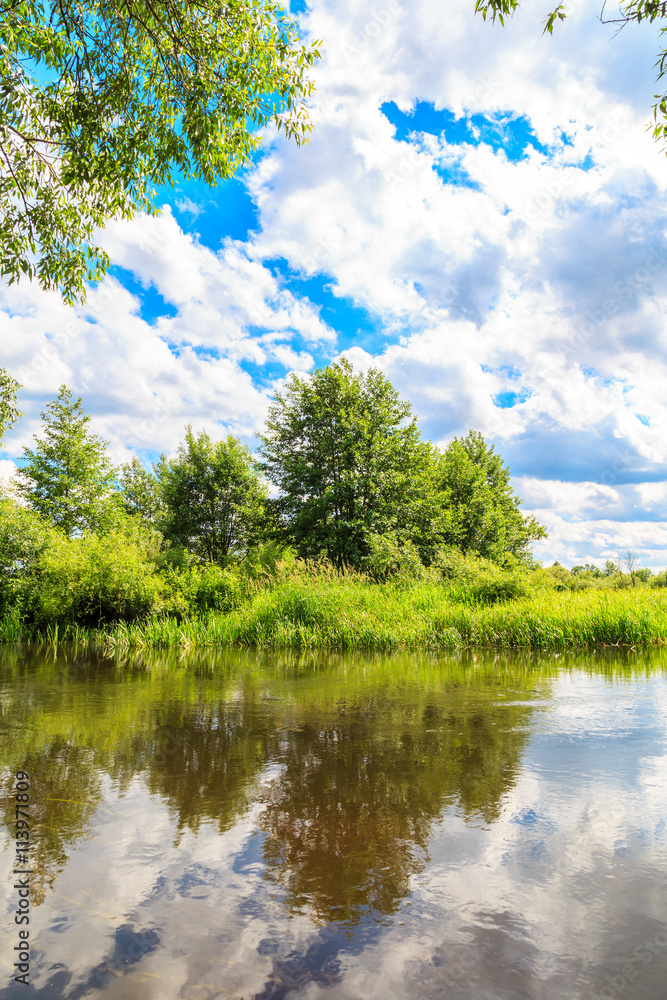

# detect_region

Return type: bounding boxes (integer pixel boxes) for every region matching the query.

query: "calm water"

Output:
[1,645,666,999]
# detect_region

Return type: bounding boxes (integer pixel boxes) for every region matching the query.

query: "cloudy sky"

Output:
[2,0,667,567]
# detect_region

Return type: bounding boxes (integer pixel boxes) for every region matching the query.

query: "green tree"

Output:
[16,385,118,535]
[160,426,268,562]
[474,1,667,149]
[119,456,165,527]
[259,359,440,566]
[0,1,320,303]
[436,429,546,562]
[0,369,22,446]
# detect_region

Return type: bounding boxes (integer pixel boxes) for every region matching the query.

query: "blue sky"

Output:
[3,0,667,567]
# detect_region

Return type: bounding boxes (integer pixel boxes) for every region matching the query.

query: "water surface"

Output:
[1,646,666,999]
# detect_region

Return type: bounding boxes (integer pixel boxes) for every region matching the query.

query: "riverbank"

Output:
[4,577,667,650]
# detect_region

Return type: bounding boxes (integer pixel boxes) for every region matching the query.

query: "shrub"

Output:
[0,496,57,616]
[25,524,162,626]
[469,572,528,604]
[363,532,425,582]
[429,546,529,604]
[430,545,470,581]
[543,562,574,591]
[238,541,297,582]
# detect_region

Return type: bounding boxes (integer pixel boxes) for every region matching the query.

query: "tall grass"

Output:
[7,578,667,651]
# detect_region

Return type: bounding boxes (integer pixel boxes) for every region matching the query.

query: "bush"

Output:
[469,572,528,604]
[430,546,470,581]
[24,523,162,626]
[238,541,297,582]
[0,496,57,616]
[543,562,574,591]
[363,532,425,582]
[430,545,529,604]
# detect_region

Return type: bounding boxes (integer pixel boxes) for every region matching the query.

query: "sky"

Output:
[2,0,667,568]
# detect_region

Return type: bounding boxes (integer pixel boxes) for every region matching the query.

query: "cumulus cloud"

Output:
[1,0,667,563]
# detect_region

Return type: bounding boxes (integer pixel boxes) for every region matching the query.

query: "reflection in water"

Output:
[0,645,665,998]
[259,693,530,926]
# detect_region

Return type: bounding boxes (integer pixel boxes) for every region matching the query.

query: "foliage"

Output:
[0,0,321,303]
[0,494,58,616]
[364,532,425,582]
[473,1,667,152]
[15,385,119,535]
[238,540,297,581]
[0,368,22,445]
[119,456,165,526]
[259,358,442,566]
[430,545,528,603]
[157,562,246,618]
[160,426,269,562]
[16,515,162,627]
[8,569,667,650]
[435,430,546,561]
[572,563,603,578]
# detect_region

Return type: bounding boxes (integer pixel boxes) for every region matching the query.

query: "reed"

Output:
[7,578,667,651]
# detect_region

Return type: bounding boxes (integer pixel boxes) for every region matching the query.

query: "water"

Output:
[0,645,666,999]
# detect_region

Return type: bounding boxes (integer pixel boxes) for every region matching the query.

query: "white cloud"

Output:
[2,0,667,562]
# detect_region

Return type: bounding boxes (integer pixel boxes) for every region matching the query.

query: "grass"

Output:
[4,576,667,651]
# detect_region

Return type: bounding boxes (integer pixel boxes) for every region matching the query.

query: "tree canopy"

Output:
[474,1,667,148]
[119,456,165,527]
[15,385,118,535]
[0,1,320,303]
[0,368,21,446]
[259,358,440,566]
[436,429,547,561]
[159,426,269,562]
[4,367,546,569]
[258,359,544,567]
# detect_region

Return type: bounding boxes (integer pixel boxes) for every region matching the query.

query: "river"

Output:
[1,645,666,999]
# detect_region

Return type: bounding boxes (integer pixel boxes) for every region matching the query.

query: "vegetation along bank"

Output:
[1,360,665,650]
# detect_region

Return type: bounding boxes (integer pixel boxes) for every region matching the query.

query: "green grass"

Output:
[5,577,667,650]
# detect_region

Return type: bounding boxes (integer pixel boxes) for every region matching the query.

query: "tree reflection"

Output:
[142,702,276,837]
[259,693,531,926]
[2,742,102,906]
[0,646,547,921]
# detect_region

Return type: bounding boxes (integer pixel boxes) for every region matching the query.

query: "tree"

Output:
[0,369,21,446]
[621,548,639,586]
[474,1,667,150]
[119,456,165,527]
[0,1,320,303]
[16,385,118,535]
[435,429,546,562]
[259,359,440,566]
[160,426,268,562]
[571,563,603,577]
